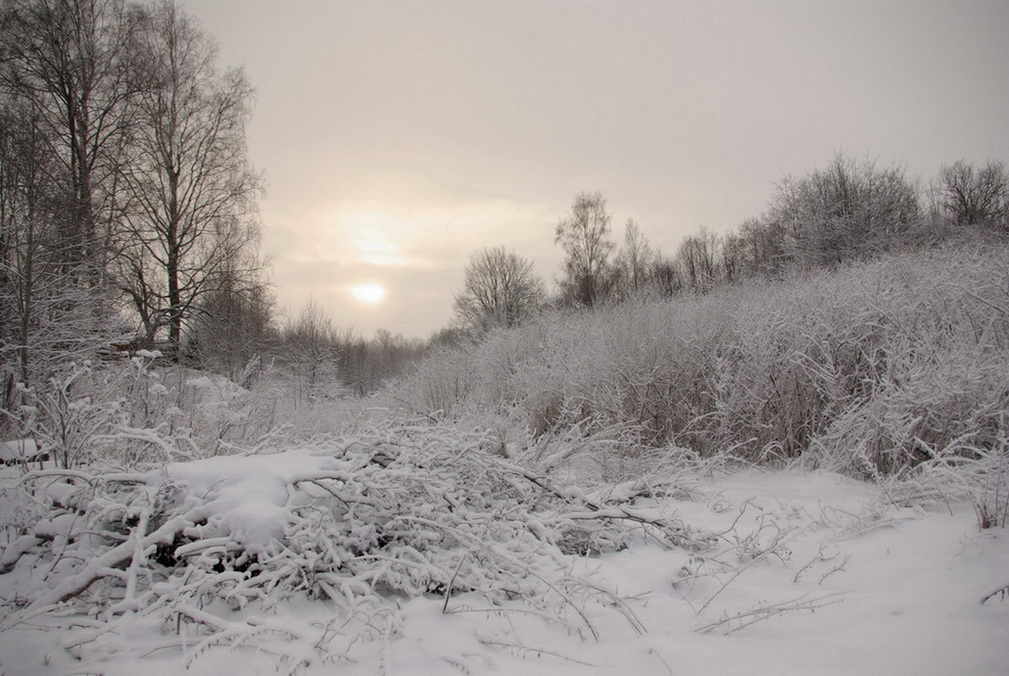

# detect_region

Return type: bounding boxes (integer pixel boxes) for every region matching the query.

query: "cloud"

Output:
[194,0,1009,338]
[262,167,561,336]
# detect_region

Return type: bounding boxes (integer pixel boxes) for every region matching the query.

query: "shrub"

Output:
[395,239,1009,480]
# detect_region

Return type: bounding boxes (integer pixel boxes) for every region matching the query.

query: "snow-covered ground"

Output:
[1,454,1005,676]
[4,240,1007,674]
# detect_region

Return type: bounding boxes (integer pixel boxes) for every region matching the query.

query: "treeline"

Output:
[0,0,273,409]
[276,300,425,403]
[185,296,426,403]
[452,154,1009,337]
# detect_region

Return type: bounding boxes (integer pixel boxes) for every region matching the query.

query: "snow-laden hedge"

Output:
[396,239,1009,477]
[0,423,710,665]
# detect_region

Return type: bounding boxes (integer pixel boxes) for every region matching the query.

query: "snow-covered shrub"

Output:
[910,421,1009,530]
[399,345,477,418]
[4,361,116,468]
[792,246,1009,475]
[2,354,285,469]
[395,239,1009,481]
[0,423,708,665]
[972,439,1009,529]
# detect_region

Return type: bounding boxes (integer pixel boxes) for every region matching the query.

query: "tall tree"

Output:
[613,218,653,298]
[282,299,338,406]
[555,191,615,307]
[0,0,142,285]
[186,262,273,382]
[735,216,792,277]
[676,227,719,293]
[119,0,262,356]
[453,246,544,335]
[1,92,128,418]
[0,101,56,406]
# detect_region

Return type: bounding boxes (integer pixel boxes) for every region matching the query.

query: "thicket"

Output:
[0,352,280,468]
[0,376,714,666]
[398,235,1009,482]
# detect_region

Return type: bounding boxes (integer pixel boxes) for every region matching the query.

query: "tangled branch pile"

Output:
[0,424,709,666]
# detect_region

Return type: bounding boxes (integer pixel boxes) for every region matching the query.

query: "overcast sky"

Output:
[181,0,1009,339]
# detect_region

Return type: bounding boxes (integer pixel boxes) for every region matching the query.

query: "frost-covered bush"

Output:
[907,422,1009,530]
[3,362,114,468]
[395,239,1009,478]
[2,354,283,468]
[787,247,1009,475]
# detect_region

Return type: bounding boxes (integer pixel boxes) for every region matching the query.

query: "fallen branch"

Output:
[3,514,191,630]
[478,638,596,667]
[500,460,713,550]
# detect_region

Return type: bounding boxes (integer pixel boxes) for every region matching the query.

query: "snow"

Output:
[1,458,1005,675]
[168,449,328,551]
[0,439,40,465]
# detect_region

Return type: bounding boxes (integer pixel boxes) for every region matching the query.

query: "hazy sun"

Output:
[349,283,386,305]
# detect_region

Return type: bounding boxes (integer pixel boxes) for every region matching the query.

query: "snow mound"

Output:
[169,450,326,550]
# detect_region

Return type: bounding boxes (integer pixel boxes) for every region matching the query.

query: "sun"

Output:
[349,283,386,305]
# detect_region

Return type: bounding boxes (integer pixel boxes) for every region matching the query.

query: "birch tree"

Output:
[119,0,262,357]
[555,191,615,307]
[1,0,142,415]
[613,219,653,298]
[0,102,58,408]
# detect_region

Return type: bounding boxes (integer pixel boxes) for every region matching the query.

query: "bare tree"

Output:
[330,328,426,396]
[0,0,142,285]
[735,216,792,277]
[676,227,720,293]
[453,246,544,335]
[370,329,425,385]
[613,218,653,298]
[720,231,745,284]
[1,96,135,416]
[0,101,54,407]
[1,0,143,418]
[282,299,339,406]
[186,263,273,383]
[936,160,1008,227]
[118,0,262,357]
[648,256,683,297]
[555,191,615,307]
